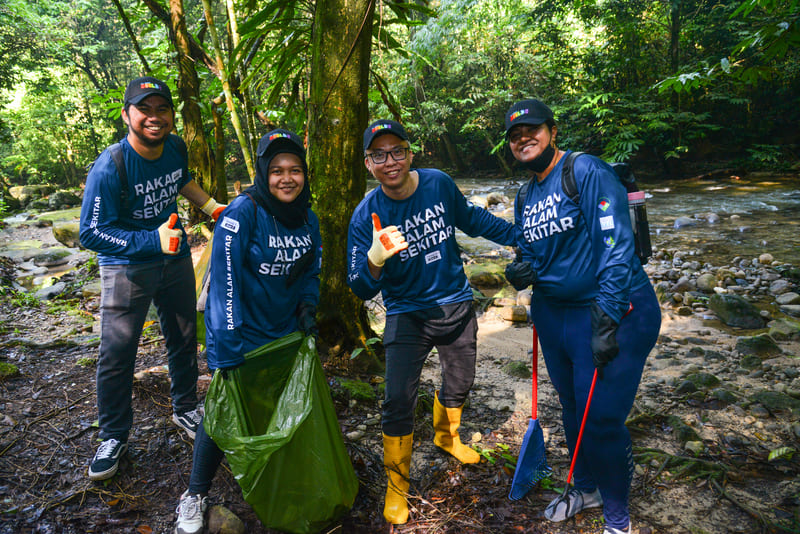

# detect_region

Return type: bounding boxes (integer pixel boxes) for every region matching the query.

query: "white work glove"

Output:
[200,197,226,221]
[367,213,408,267]
[158,213,183,255]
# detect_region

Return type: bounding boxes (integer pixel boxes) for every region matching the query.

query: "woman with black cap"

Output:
[174,129,322,534]
[503,100,661,534]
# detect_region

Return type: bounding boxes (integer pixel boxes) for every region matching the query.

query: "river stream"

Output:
[451,172,800,266]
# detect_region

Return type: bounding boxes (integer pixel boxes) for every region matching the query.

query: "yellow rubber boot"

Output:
[383,432,413,524]
[433,391,480,464]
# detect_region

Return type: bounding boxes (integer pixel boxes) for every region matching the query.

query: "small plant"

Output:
[475,442,517,469]
[768,446,796,462]
[350,337,381,360]
[76,357,98,368]
[9,290,39,308]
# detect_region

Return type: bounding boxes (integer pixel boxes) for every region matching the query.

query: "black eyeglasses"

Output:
[366,146,409,164]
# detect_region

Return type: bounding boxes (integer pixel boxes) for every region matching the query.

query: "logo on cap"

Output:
[269,132,291,141]
[509,109,528,123]
[371,124,391,133]
[140,82,161,90]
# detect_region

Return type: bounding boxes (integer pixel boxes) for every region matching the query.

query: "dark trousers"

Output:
[531,283,661,530]
[188,418,225,494]
[96,257,198,441]
[382,301,477,437]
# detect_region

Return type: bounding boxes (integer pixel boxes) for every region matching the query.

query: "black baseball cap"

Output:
[504,99,554,137]
[256,129,307,178]
[124,76,174,107]
[363,119,409,153]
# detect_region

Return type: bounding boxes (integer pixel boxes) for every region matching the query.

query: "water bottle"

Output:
[627,191,652,263]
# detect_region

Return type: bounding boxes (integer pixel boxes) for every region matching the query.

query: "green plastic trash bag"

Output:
[203,332,358,533]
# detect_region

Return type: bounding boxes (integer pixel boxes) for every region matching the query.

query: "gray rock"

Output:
[779,305,800,318]
[31,250,72,267]
[685,440,705,455]
[47,191,82,209]
[52,222,81,248]
[667,415,701,444]
[500,305,528,323]
[684,371,721,389]
[673,216,697,229]
[710,388,739,405]
[695,273,717,292]
[516,288,532,306]
[502,360,531,379]
[749,390,800,415]
[767,318,800,341]
[486,192,509,206]
[35,281,66,300]
[735,334,782,359]
[769,279,793,295]
[708,293,764,329]
[776,292,800,305]
[207,504,246,534]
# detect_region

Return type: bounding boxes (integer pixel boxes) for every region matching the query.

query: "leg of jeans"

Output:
[188,418,224,495]
[579,284,661,529]
[382,314,433,437]
[435,310,477,408]
[532,302,597,494]
[153,256,198,414]
[97,263,156,441]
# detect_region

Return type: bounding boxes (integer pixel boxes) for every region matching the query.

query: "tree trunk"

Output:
[212,99,228,202]
[110,0,151,74]
[441,131,466,173]
[308,0,381,372]
[169,0,219,222]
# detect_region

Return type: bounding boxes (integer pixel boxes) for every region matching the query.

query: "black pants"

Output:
[382,301,477,436]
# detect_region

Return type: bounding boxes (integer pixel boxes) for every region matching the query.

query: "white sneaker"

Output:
[544,487,603,522]
[604,523,631,534]
[174,490,208,534]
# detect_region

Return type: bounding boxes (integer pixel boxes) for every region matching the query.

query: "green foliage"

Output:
[7,290,39,308]
[350,337,381,360]
[475,441,522,472]
[0,362,20,380]
[768,446,796,462]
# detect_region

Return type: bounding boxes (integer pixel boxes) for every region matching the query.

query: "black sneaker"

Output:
[88,438,127,481]
[172,408,202,440]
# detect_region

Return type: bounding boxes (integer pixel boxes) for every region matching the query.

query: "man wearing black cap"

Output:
[346,119,515,525]
[79,76,227,482]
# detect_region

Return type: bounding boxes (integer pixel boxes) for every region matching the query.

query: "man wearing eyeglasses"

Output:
[346,119,515,525]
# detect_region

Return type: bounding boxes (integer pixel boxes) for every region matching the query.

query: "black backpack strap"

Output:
[108,143,128,212]
[560,151,584,204]
[170,134,189,164]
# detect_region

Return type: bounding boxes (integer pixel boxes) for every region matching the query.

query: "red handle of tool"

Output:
[531,325,538,420]
[565,368,598,487]
[167,213,179,252]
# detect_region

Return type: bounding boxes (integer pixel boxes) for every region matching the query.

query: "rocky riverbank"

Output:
[0,211,799,533]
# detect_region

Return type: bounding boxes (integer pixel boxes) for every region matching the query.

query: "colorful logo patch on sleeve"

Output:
[604,236,616,248]
[598,198,611,211]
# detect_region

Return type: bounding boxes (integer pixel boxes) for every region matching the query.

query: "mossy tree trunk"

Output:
[308,0,381,372]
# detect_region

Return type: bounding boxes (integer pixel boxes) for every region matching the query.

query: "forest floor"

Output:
[0,225,799,534]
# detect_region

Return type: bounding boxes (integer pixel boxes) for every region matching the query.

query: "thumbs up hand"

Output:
[158,213,183,255]
[367,213,408,267]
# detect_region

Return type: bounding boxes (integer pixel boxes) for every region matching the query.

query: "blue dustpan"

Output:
[509,326,551,500]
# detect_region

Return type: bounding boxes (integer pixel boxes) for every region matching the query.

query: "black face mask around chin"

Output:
[521,143,556,174]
